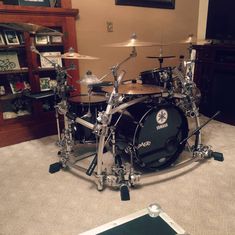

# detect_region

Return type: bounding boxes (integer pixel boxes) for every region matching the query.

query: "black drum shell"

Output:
[140,67,173,88]
[68,94,107,143]
[114,102,189,171]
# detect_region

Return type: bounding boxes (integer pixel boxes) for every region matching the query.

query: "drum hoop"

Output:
[132,107,154,146]
[111,96,149,115]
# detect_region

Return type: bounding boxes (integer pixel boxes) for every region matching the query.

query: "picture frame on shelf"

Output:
[40,51,62,68]
[0,52,20,71]
[0,33,5,46]
[18,33,25,44]
[0,85,6,96]
[35,35,50,45]
[4,30,20,45]
[40,77,51,91]
[9,81,28,94]
[51,35,63,44]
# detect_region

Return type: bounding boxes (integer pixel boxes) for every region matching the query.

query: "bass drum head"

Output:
[133,103,189,171]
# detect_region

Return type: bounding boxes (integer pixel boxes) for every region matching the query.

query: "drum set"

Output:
[45,33,224,200]
[11,26,220,201]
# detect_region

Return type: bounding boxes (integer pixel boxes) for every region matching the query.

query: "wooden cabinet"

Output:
[193,44,235,125]
[0,3,79,147]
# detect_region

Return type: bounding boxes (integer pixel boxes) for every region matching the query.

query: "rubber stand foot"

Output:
[120,184,130,201]
[49,162,62,174]
[212,152,224,162]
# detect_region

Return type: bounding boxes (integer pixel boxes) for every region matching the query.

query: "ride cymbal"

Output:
[102,83,163,95]
[146,55,176,59]
[103,33,169,48]
[0,23,63,36]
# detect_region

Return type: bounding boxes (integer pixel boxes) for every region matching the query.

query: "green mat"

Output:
[97,214,177,235]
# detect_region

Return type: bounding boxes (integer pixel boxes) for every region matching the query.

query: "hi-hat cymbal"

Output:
[103,33,168,48]
[102,83,163,95]
[146,55,176,59]
[61,51,99,60]
[0,23,63,36]
[68,94,107,104]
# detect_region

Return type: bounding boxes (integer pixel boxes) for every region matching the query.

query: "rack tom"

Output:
[140,67,173,89]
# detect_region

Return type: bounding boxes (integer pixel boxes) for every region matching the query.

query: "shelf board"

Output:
[36,43,64,47]
[0,68,28,74]
[37,67,56,72]
[0,5,79,17]
[0,45,26,50]
[0,93,22,100]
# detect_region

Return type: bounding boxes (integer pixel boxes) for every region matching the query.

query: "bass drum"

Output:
[115,102,189,171]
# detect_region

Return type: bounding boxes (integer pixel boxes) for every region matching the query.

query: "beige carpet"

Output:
[0,117,235,235]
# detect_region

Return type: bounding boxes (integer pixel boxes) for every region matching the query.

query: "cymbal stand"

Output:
[81,85,92,118]
[158,47,164,69]
[31,46,74,150]
[95,47,137,191]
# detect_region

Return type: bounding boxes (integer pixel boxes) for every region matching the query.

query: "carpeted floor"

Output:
[0,117,234,235]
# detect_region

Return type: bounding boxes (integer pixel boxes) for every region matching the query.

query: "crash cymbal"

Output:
[172,35,211,44]
[61,48,99,60]
[61,53,99,60]
[146,55,176,59]
[78,76,102,86]
[103,33,168,47]
[102,83,163,95]
[0,23,63,36]
[77,70,102,85]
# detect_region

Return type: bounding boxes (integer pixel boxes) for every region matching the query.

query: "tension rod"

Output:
[180,111,221,145]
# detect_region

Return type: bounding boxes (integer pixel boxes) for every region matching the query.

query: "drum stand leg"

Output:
[55,105,62,146]
[49,101,75,173]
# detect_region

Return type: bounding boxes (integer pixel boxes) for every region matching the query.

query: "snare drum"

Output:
[140,67,172,88]
[68,94,107,143]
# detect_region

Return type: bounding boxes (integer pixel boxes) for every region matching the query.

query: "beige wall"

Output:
[197,0,209,39]
[71,0,200,90]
